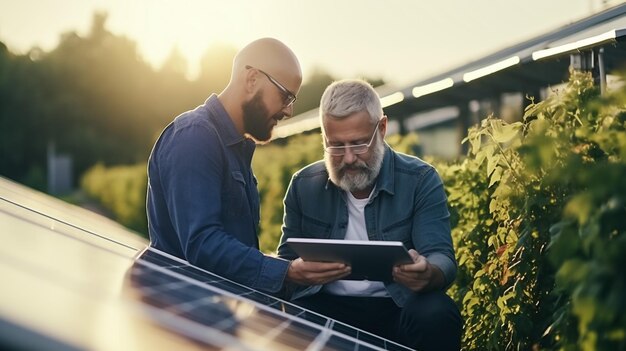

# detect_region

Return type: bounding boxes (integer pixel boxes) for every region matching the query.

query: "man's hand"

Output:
[286,258,351,286]
[392,249,445,292]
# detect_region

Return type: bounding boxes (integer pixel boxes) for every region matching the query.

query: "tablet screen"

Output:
[286,238,413,281]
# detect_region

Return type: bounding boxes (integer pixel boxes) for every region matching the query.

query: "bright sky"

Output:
[0,0,617,86]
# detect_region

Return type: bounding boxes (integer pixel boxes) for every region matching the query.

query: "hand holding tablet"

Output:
[286,238,414,282]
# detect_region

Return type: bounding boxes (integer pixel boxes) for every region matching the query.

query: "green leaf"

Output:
[555,259,589,288]
[564,193,593,225]
[489,198,498,214]
[489,167,503,187]
[487,153,499,177]
[467,130,481,155]
[476,143,496,167]
[491,121,521,144]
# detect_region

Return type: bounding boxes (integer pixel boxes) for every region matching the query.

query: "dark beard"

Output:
[242,92,273,142]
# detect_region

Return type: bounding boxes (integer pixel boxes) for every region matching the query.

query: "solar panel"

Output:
[0,177,412,351]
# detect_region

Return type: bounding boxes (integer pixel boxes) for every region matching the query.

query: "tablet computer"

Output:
[286,238,414,281]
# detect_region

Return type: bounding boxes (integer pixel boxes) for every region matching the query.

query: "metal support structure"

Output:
[598,47,607,95]
[458,102,471,155]
[570,47,608,95]
[570,51,595,71]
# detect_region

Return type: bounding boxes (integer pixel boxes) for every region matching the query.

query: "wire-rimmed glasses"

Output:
[324,119,382,156]
[245,65,297,107]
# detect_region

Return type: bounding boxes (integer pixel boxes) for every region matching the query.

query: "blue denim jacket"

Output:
[147,95,290,293]
[277,145,456,307]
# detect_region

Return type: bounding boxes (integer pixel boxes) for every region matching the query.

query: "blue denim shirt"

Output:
[277,145,456,307]
[147,95,290,293]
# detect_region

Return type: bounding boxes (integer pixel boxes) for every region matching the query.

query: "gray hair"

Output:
[319,79,382,126]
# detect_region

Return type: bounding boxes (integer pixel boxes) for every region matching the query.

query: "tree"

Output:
[160,46,189,79]
[196,43,237,95]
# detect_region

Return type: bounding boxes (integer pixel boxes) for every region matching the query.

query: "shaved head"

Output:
[231,38,302,95]
[218,38,302,142]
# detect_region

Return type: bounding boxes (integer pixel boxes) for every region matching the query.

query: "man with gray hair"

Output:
[277,79,462,350]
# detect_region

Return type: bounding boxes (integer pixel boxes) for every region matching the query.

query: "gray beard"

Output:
[325,135,385,193]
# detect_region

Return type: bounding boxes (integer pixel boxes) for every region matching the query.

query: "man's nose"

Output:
[342,147,357,164]
[281,104,293,118]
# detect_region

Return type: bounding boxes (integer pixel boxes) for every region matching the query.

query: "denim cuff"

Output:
[254,256,291,293]
[426,253,456,287]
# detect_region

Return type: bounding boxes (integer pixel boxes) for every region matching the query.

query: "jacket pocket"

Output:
[381,215,414,249]
[300,214,332,239]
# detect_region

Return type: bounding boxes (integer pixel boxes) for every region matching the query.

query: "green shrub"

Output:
[445,70,626,350]
[254,133,324,253]
[80,162,147,236]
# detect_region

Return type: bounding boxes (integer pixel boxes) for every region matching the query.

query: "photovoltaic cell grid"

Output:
[0,177,412,351]
[132,248,413,350]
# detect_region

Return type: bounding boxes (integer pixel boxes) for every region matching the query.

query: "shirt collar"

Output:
[204,94,247,147]
[375,144,395,196]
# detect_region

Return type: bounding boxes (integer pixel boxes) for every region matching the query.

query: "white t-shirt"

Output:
[322,189,390,297]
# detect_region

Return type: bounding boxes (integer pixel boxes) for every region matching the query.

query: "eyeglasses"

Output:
[245,65,297,107]
[324,119,382,156]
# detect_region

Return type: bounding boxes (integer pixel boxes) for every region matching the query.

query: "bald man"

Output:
[146,38,350,293]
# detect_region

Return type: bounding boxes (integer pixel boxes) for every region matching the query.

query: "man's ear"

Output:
[380,115,388,137]
[245,68,258,94]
